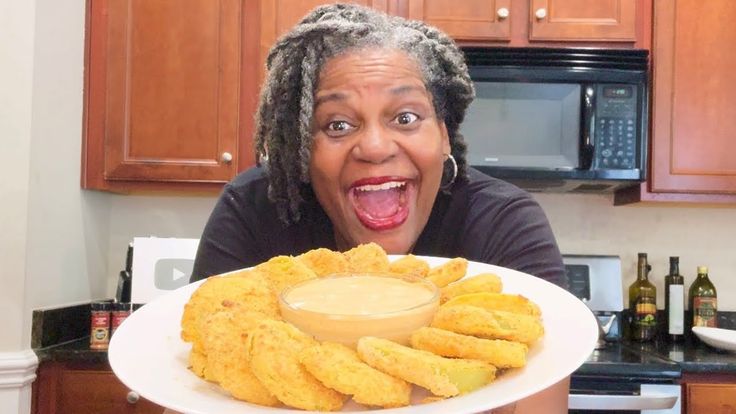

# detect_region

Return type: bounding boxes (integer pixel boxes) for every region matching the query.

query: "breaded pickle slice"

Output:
[388,254,430,277]
[426,258,468,288]
[440,273,503,303]
[431,305,544,345]
[357,336,496,398]
[443,292,541,317]
[410,327,528,369]
[246,320,346,411]
[301,342,412,408]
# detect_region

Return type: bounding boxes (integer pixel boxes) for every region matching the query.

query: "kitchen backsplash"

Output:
[104,191,735,310]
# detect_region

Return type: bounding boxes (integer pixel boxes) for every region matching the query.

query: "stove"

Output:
[562,255,682,413]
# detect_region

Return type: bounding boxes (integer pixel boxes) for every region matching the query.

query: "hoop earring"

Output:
[441,153,458,190]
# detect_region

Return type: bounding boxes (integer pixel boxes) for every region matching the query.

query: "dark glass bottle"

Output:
[664,256,684,342]
[689,266,718,328]
[629,253,657,341]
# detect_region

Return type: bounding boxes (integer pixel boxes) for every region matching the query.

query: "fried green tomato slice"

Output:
[410,327,528,369]
[443,292,541,317]
[431,305,544,345]
[297,248,351,277]
[440,273,503,303]
[357,336,496,398]
[343,242,390,273]
[245,320,346,411]
[253,255,318,294]
[300,342,412,408]
[388,254,430,277]
[426,258,468,288]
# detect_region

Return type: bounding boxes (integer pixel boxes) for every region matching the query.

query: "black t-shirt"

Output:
[191,167,565,286]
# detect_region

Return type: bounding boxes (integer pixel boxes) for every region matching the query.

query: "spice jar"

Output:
[111,302,132,337]
[89,301,112,350]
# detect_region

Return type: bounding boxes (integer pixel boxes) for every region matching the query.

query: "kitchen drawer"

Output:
[686,383,736,414]
[33,361,164,414]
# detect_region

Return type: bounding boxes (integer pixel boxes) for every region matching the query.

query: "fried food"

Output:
[388,254,430,277]
[343,242,390,273]
[431,305,544,345]
[300,342,412,408]
[187,347,207,378]
[410,327,528,369]
[426,257,468,288]
[200,309,279,406]
[297,248,351,277]
[254,255,318,294]
[245,320,346,411]
[181,271,279,345]
[443,292,541,317]
[357,336,496,398]
[440,273,503,303]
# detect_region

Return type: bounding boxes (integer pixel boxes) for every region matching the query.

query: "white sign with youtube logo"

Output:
[131,237,199,303]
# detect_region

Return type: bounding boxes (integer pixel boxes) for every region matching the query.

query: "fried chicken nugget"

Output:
[300,342,412,408]
[388,254,430,277]
[199,309,279,406]
[297,248,350,277]
[343,242,390,273]
[246,320,346,411]
[443,292,541,317]
[440,273,503,303]
[357,336,496,398]
[426,257,468,288]
[431,305,544,345]
[410,327,528,369]
[254,255,318,294]
[181,271,279,345]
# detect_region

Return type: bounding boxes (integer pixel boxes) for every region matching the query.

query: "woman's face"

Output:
[309,48,450,254]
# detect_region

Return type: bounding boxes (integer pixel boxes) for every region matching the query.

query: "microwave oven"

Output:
[460,47,649,192]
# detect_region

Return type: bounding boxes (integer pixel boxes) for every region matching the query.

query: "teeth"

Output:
[355,181,406,192]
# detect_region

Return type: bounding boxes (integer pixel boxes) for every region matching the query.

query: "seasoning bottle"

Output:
[111,302,132,337]
[664,256,684,342]
[629,253,657,341]
[689,266,718,328]
[89,301,112,350]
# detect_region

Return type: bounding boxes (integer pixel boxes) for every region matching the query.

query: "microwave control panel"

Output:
[595,85,638,170]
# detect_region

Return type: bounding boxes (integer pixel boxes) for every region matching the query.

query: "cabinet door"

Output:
[650,0,736,194]
[529,0,636,41]
[687,383,736,414]
[407,0,511,42]
[83,0,245,189]
[259,0,389,83]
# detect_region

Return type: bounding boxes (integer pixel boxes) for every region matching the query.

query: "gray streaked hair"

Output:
[254,3,475,224]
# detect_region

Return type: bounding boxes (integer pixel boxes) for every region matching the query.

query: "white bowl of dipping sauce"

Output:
[279,273,439,347]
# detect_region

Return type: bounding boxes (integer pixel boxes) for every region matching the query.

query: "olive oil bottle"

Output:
[629,253,657,341]
[664,256,684,342]
[689,266,718,328]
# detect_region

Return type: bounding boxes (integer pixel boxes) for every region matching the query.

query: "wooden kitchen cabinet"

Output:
[32,361,164,414]
[682,373,736,414]
[407,0,512,42]
[615,0,736,204]
[82,0,261,192]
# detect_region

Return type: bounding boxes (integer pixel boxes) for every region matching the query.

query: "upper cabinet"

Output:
[83,0,260,192]
[615,0,736,204]
[406,0,649,48]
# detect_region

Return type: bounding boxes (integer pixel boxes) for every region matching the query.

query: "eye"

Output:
[324,120,356,137]
[393,112,420,127]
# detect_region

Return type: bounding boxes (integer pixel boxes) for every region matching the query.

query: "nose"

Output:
[351,122,397,164]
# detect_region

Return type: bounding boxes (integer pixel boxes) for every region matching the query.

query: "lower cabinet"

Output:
[33,361,164,414]
[683,374,736,414]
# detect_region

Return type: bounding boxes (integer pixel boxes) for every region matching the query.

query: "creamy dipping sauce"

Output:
[279,274,439,347]
[283,275,435,315]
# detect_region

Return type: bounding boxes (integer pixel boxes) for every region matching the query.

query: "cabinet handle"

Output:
[221,152,233,164]
[535,8,547,20]
[126,391,139,404]
[497,7,509,19]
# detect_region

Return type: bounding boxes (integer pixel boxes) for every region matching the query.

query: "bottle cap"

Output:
[670,256,679,262]
[697,265,708,274]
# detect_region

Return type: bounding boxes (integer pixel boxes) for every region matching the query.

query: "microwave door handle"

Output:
[568,393,678,410]
[581,86,595,169]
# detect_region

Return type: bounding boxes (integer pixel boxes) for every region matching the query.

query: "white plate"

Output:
[692,327,736,352]
[109,256,598,414]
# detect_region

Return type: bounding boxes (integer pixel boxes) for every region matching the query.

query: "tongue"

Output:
[354,188,401,218]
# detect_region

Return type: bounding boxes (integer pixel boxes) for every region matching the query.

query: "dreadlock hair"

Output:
[254,3,475,224]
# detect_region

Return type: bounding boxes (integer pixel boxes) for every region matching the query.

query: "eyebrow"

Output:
[314,84,429,108]
[314,92,348,107]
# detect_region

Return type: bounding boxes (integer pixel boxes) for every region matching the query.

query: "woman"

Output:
[186,4,569,413]
[191,3,565,287]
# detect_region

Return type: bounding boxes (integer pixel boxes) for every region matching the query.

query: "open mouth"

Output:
[349,179,410,231]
